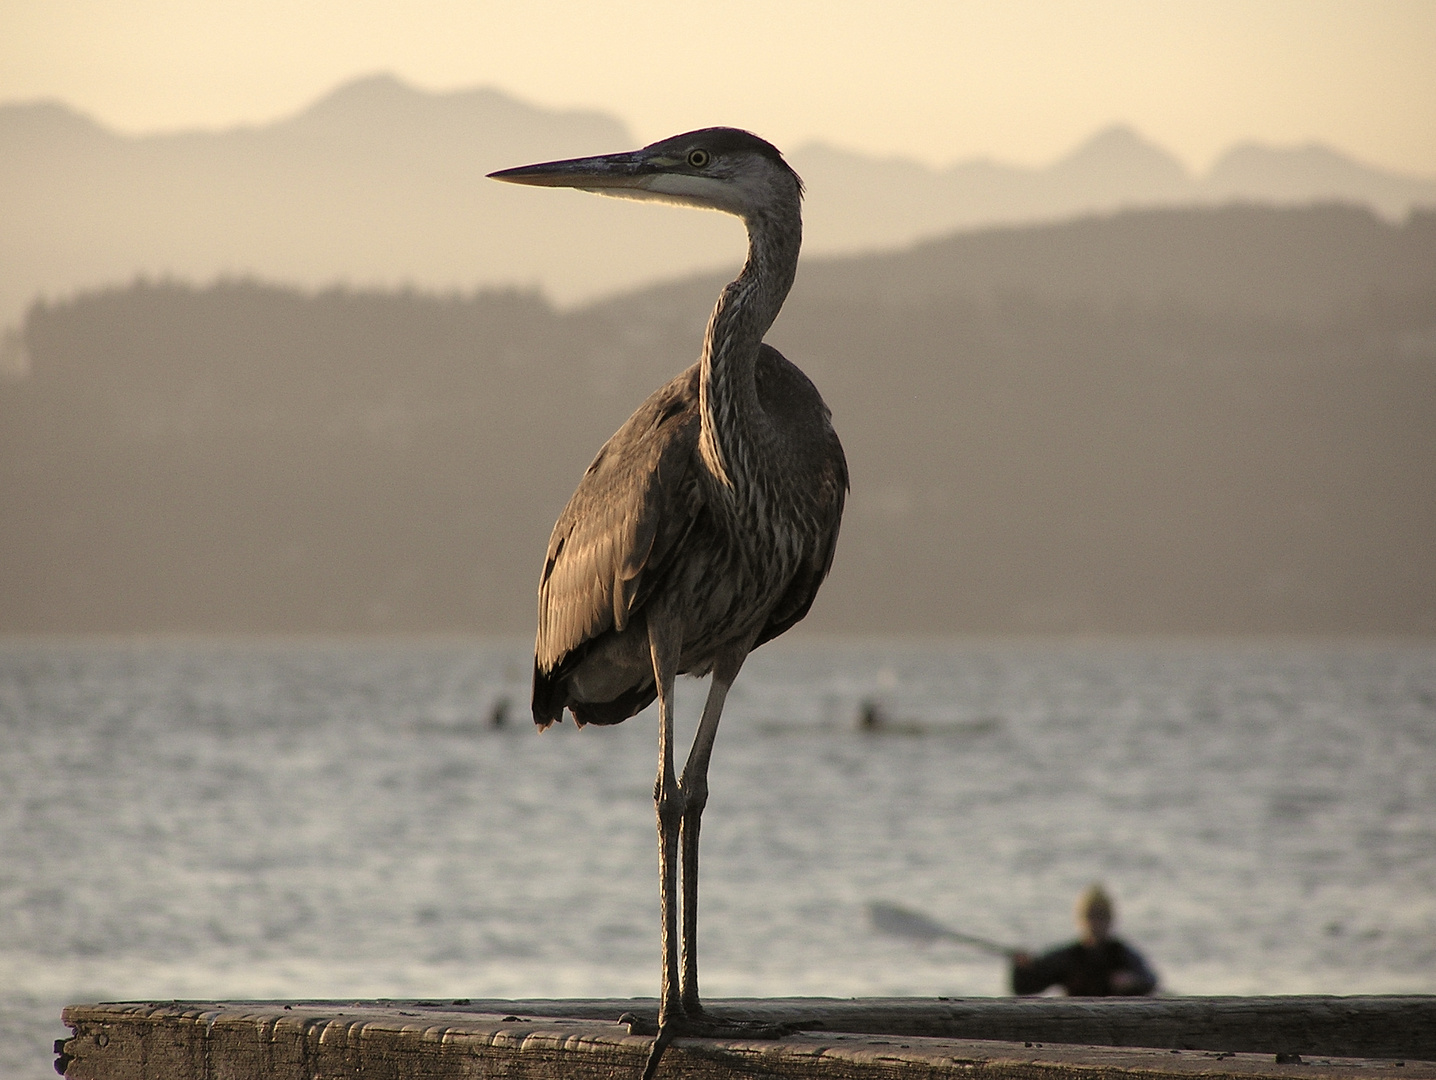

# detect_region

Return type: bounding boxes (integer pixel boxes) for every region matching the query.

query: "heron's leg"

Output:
[677,643,748,1015]
[647,609,686,1032]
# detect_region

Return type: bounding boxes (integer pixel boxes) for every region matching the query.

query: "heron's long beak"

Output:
[488,150,670,193]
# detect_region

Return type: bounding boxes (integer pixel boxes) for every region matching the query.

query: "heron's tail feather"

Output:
[531,660,658,728]
[531,660,568,728]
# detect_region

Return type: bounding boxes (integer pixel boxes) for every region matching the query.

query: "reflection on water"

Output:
[1,637,1434,1077]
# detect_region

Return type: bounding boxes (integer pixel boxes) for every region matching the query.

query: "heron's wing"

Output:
[756,456,846,648]
[535,366,701,676]
[753,346,850,649]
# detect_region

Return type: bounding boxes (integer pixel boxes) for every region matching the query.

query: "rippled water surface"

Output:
[2,637,1434,1077]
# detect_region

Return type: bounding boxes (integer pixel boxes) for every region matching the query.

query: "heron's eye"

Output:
[686,148,711,169]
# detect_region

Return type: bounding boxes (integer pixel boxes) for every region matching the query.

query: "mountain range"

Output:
[3,72,1434,343]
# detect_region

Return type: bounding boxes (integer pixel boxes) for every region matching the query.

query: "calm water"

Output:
[3,637,1434,1077]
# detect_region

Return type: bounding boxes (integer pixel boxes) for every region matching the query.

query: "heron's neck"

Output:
[698,203,801,490]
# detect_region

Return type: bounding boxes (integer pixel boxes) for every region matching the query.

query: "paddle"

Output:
[867,900,1019,958]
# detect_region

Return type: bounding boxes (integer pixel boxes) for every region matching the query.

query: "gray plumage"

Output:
[490,127,846,1074]
[532,347,845,725]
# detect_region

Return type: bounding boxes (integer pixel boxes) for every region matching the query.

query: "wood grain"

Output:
[57,997,1434,1079]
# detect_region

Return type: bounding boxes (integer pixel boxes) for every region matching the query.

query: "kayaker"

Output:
[1011,884,1158,996]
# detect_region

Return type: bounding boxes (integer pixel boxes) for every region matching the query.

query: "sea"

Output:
[2,636,1434,1077]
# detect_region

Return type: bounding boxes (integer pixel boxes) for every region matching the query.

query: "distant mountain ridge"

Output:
[2,73,1434,340]
[792,124,1436,252]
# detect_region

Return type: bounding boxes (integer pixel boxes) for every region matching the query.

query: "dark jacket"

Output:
[1011,938,1158,996]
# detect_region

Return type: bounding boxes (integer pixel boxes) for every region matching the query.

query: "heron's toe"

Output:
[618,1011,658,1036]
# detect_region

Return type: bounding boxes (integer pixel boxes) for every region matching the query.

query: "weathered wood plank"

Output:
[415,996,1436,1060]
[57,998,1434,1080]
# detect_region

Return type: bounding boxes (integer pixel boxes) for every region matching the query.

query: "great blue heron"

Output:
[490,128,847,1075]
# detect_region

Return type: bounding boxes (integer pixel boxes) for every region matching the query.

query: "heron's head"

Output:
[488,127,802,222]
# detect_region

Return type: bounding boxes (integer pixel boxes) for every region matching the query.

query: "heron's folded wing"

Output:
[756,448,847,648]
[535,366,701,674]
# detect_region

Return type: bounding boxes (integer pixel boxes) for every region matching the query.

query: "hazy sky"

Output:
[3,0,1434,175]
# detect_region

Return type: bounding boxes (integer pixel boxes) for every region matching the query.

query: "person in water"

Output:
[1011,884,1158,996]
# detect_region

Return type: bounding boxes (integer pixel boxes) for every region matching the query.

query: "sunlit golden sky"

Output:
[3,0,1434,175]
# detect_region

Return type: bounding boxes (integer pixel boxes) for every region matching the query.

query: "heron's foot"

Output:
[639,1018,679,1080]
[627,1009,797,1079]
[671,1012,798,1039]
[618,1011,658,1036]
[620,1009,794,1041]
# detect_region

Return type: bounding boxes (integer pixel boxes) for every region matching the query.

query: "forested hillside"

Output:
[3,204,1433,634]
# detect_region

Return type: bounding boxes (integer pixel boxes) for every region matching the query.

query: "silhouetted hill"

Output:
[794,201,1436,322]
[4,75,1434,336]
[2,204,1433,635]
